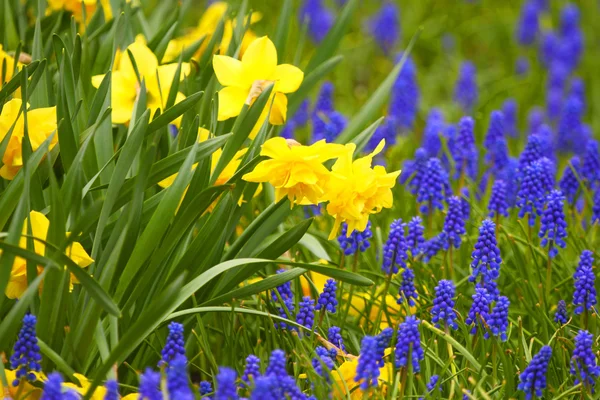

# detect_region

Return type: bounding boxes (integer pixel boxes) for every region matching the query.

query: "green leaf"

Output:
[336,30,422,144]
[146,91,204,134]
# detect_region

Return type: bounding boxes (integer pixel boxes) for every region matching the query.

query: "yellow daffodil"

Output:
[158,128,247,188]
[1,368,42,399]
[242,137,345,205]
[0,45,19,85]
[6,211,94,299]
[91,35,191,125]
[324,140,400,239]
[0,98,57,180]
[212,36,304,135]
[163,2,261,63]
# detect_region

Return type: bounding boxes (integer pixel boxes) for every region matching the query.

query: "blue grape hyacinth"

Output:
[368,1,401,54]
[266,350,287,379]
[517,157,555,226]
[570,330,600,389]
[355,336,380,390]
[422,232,447,263]
[312,346,334,379]
[395,316,424,372]
[486,295,510,341]
[10,314,42,385]
[299,0,334,43]
[139,369,162,400]
[465,287,491,335]
[469,219,502,299]
[41,373,64,400]
[402,148,428,194]
[390,54,419,131]
[431,280,458,330]
[242,354,261,384]
[167,356,194,400]
[453,116,478,180]
[104,380,119,400]
[593,189,600,224]
[328,326,345,355]
[554,300,568,325]
[422,108,445,157]
[398,268,418,306]
[160,321,186,366]
[214,366,238,400]
[518,134,546,175]
[503,99,518,138]
[454,61,478,112]
[573,250,597,315]
[559,156,581,204]
[518,345,552,400]
[382,219,408,274]
[296,296,315,329]
[539,190,567,258]
[516,1,540,45]
[375,328,394,368]
[557,95,584,153]
[406,216,425,257]
[442,196,466,249]
[488,180,509,218]
[427,375,441,393]
[581,139,600,187]
[316,279,338,313]
[338,221,373,256]
[484,111,505,166]
[417,158,449,214]
[200,381,213,396]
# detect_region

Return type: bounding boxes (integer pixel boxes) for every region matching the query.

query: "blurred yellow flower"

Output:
[1,368,42,399]
[332,356,394,399]
[163,2,261,62]
[91,36,191,125]
[324,140,400,239]
[242,137,345,205]
[212,36,304,132]
[6,211,94,299]
[0,45,19,85]
[158,128,247,188]
[47,0,126,22]
[0,98,57,180]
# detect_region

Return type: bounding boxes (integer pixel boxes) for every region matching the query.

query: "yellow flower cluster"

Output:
[0,99,57,180]
[243,138,400,239]
[5,211,94,299]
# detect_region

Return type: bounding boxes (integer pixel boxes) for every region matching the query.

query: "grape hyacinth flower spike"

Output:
[417,158,449,215]
[355,336,380,390]
[454,61,478,112]
[573,250,596,316]
[382,219,408,274]
[242,355,261,385]
[431,280,458,330]
[470,219,502,299]
[488,180,509,219]
[160,321,186,366]
[486,295,510,341]
[10,314,42,385]
[316,279,338,314]
[442,196,466,250]
[398,267,418,306]
[406,216,425,257]
[395,316,424,372]
[570,330,600,391]
[338,221,373,256]
[518,345,552,400]
[465,287,491,335]
[539,190,567,258]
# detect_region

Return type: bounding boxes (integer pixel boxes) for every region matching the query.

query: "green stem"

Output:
[544,247,553,304]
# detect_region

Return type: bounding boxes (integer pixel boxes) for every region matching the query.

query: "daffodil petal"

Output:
[213,55,245,87]
[217,86,247,121]
[241,36,277,83]
[268,92,288,125]
[273,64,304,93]
[119,35,159,82]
